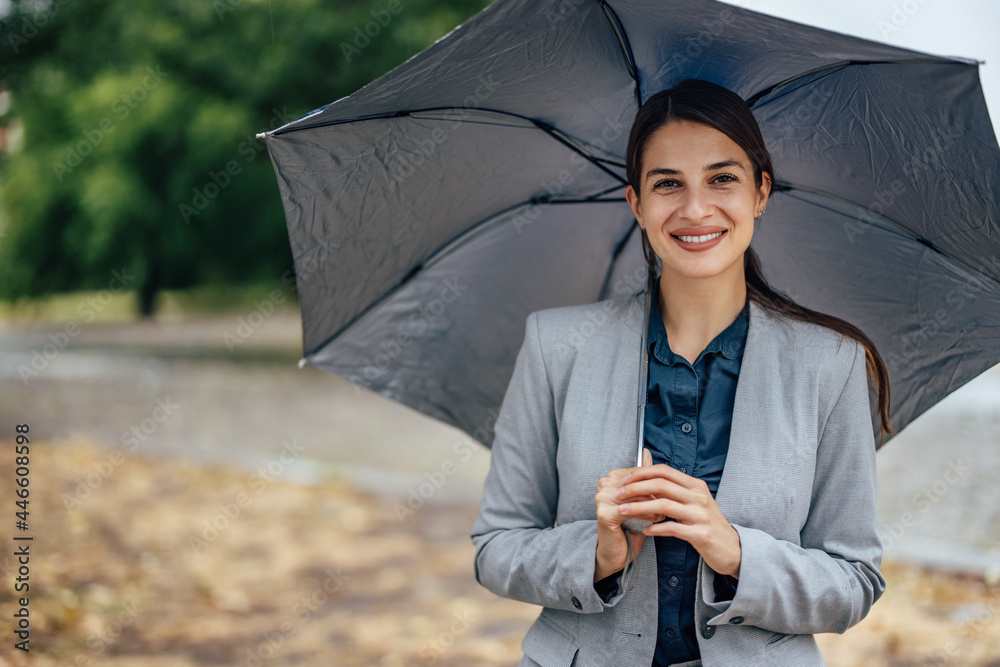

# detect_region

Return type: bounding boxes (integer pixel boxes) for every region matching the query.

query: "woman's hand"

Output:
[617,449,742,578]
[593,448,664,582]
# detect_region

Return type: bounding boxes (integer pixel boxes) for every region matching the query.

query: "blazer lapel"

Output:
[714,300,774,525]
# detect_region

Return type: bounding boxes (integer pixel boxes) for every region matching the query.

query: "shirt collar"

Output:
[646,281,749,365]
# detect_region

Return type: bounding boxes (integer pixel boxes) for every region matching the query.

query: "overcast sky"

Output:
[719,0,1000,132]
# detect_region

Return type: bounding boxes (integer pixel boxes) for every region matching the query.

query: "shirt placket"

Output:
[655,358,699,653]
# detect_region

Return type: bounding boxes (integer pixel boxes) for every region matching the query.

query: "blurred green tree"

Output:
[0,0,492,316]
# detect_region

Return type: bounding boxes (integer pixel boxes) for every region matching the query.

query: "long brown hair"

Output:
[626,79,893,440]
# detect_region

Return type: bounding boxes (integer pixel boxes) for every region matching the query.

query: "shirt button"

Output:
[571,596,582,610]
[680,422,693,434]
[664,628,676,639]
[702,624,716,639]
[730,616,745,625]
[678,467,687,475]
[668,575,680,587]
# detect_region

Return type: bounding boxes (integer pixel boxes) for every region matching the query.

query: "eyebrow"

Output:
[644,160,747,181]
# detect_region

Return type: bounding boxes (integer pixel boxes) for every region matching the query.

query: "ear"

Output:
[756,171,773,211]
[626,184,644,229]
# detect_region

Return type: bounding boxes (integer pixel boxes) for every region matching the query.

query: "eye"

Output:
[653,178,680,190]
[712,173,739,184]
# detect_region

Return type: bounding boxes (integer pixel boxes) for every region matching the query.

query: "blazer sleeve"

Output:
[700,340,887,634]
[470,311,617,614]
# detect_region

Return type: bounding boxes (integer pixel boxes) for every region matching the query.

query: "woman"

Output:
[471,79,891,667]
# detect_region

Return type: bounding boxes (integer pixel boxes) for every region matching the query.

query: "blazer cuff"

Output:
[700,560,733,615]
[705,523,824,628]
[593,568,627,607]
[557,521,627,613]
[702,523,768,625]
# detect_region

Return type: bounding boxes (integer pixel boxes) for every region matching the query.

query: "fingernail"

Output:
[616,488,625,498]
[623,473,632,482]
[619,504,629,514]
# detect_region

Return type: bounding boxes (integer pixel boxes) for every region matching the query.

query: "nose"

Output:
[677,187,712,221]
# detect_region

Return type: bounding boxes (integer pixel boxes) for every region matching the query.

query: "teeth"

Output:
[677,231,724,243]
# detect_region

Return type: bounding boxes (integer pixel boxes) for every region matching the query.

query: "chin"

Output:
[663,256,745,282]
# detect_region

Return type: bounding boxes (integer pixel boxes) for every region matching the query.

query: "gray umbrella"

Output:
[258,0,1000,449]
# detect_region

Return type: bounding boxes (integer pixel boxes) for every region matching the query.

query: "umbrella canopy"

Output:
[259,0,1000,449]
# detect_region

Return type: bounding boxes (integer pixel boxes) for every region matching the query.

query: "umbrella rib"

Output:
[269,104,628,184]
[598,222,642,301]
[775,181,1000,291]
[268,106,536,133]
[596,0,642,108]
[745,58,970,109]
[302,196,629,359]
[532,118,629,183]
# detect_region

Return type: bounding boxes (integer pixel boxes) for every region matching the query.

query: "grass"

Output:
[0,281,299,325]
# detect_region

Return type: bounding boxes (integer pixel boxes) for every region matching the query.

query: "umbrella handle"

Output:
[623,265,654,535]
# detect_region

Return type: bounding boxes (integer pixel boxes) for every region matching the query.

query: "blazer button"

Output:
[571,596,582,610]
[729,616,744,625]
[702,624,716,639]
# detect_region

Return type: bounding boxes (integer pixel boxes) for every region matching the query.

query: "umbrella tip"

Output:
[255,131,268,139]
[297,357,308,369]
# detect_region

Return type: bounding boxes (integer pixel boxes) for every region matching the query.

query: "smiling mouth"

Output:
[671,230,726,244]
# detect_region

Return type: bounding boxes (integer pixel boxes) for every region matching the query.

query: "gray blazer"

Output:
[471,291,885,667]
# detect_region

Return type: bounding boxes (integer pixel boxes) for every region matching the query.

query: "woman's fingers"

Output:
[623,461,705,489]
[617,477,698,504]
[595,469,638,530]
[619,496,699,523]
[612,451,742,577]
[594,465,652,580]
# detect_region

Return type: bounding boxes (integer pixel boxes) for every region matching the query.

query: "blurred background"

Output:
[0,0,998,665]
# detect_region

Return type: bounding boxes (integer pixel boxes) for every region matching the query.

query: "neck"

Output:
[655,261,747,364]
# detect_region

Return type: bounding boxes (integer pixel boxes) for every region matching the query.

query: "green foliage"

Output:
[0,0,493,315]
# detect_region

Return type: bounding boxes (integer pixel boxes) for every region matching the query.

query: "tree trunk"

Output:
[138,261,160,319]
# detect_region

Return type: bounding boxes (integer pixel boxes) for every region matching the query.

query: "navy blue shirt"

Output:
[595,284,748,665]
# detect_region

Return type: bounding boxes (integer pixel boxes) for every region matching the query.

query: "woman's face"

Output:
[626,120,771,284]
